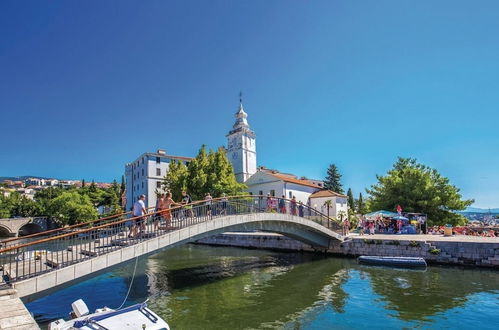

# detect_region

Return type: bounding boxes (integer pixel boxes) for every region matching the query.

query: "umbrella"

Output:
[364,210,398,218]
[392,215,409,221]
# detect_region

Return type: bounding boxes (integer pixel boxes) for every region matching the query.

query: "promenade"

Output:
[0,289,39,330]
[349,233,499,243]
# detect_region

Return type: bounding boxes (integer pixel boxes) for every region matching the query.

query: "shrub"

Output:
[409,241,419,247]
[428,248,441,255]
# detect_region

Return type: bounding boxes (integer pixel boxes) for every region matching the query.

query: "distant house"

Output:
[308,190,348,219]
[245,168,323,204]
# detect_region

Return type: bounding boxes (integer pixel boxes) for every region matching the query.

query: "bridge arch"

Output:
[0,224,13,237]
[18,223,43,237]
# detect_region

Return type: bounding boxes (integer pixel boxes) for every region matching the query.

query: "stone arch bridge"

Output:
[0,217,49,237]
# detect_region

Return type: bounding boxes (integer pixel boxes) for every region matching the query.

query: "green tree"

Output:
[324,164,344,194]
[163,160,189,201]
[186,145,210,200]
[347,188,355,211]
[163,145,245,201]
[357,192,366,214]
[47,191,98,225]
[366,157,473,226]
[81,179,86,187]
[206,147,246,197]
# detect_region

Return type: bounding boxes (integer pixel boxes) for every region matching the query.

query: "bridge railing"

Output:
[0,195,341,285]
[0,206,162,250]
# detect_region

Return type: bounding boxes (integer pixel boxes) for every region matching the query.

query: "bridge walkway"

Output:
[0,196,343,299]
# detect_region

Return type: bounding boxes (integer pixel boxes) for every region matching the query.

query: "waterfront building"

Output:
[226,96,257,183]
[124,149,192,211]
[308,190,348,219]
[245,168,323,204]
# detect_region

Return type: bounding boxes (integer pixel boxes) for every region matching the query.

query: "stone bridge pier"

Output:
[0,217,50,237]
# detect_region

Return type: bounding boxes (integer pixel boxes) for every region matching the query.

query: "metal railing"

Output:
[0,195,341,285]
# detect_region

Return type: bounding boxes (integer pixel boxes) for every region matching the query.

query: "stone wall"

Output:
[196,233,499,269]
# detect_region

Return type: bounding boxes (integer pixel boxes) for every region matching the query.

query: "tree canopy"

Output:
[324,164,344,194]
[0,183,122,223]
[46,191,98,225]
[366,157,473,226]
[163,145,246,201]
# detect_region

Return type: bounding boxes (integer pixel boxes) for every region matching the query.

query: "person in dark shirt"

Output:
[181,191,193,219]
[278,195,286,213]
[298,202,304,217]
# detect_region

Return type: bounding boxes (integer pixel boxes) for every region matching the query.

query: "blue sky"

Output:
[1,1,498,208]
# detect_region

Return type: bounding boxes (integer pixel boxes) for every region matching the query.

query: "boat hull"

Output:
[358,256,427,268]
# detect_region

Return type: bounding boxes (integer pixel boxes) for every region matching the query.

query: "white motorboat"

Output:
[48,299,170,330]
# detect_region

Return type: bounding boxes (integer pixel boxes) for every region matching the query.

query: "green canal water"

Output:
[27,244,499,329]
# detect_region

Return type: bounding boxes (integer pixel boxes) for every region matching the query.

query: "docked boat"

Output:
[48,299,170,330]
[358,256,427,268]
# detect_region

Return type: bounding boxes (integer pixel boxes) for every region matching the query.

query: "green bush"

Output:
[409,241,419,247]
[428,248,441,255]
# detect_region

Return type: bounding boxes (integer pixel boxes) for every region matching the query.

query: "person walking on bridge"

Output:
[163,192,178,229]
[205,192,213,218]
[181,191,193,220]
[131,195,147,238]
[278,195,286,214]
[290,196,297,216]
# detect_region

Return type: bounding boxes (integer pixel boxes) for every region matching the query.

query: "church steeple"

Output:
[226,93,257,183]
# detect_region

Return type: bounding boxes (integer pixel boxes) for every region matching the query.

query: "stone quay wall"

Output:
[196,233,499,269]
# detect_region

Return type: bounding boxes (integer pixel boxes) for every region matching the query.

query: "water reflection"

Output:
[27,245,499,330]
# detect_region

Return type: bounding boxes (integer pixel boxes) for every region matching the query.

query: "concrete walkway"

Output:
[348,233,499,243]
[0,289,39,330]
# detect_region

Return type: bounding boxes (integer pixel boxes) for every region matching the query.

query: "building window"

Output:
[156,181,161,188]
[142,158,144,164]
[270,190,275,197]
[142,169,145,176]
[288,191,292,198]
[156,168,161,176]
[156,157,160,164]
[142,182,144,188]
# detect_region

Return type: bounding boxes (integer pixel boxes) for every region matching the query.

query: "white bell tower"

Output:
[227,93,257,183]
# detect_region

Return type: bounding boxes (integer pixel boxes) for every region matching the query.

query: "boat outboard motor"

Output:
[71,299,90,318]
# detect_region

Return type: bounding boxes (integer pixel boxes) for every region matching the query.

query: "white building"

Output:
[227,98,257,183]
[125,149,192,211]
[245,168,323,204]
[308,190,348,219]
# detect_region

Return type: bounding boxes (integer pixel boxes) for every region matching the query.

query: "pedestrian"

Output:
[131,194,147,238]
[220,193,228,215]
[290,196,297,216]
[163,192,178,229]
[278,195,286,214]
[298,202,304,217]
[154,193,166,231]
[205,192,213,217]
[358,216,364,235]
[181,191,193,220]
[368,221,375,235]
[266,194,272,212]
[344,218,350,235]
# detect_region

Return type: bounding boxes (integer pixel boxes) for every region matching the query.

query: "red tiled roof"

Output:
[309,190,347,198]
[266,172,321,189]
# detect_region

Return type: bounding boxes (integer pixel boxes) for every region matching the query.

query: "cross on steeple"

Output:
[239,91,243,104]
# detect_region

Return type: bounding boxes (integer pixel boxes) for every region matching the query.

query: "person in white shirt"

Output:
[205,193,213,217]
[131,195,147,238]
